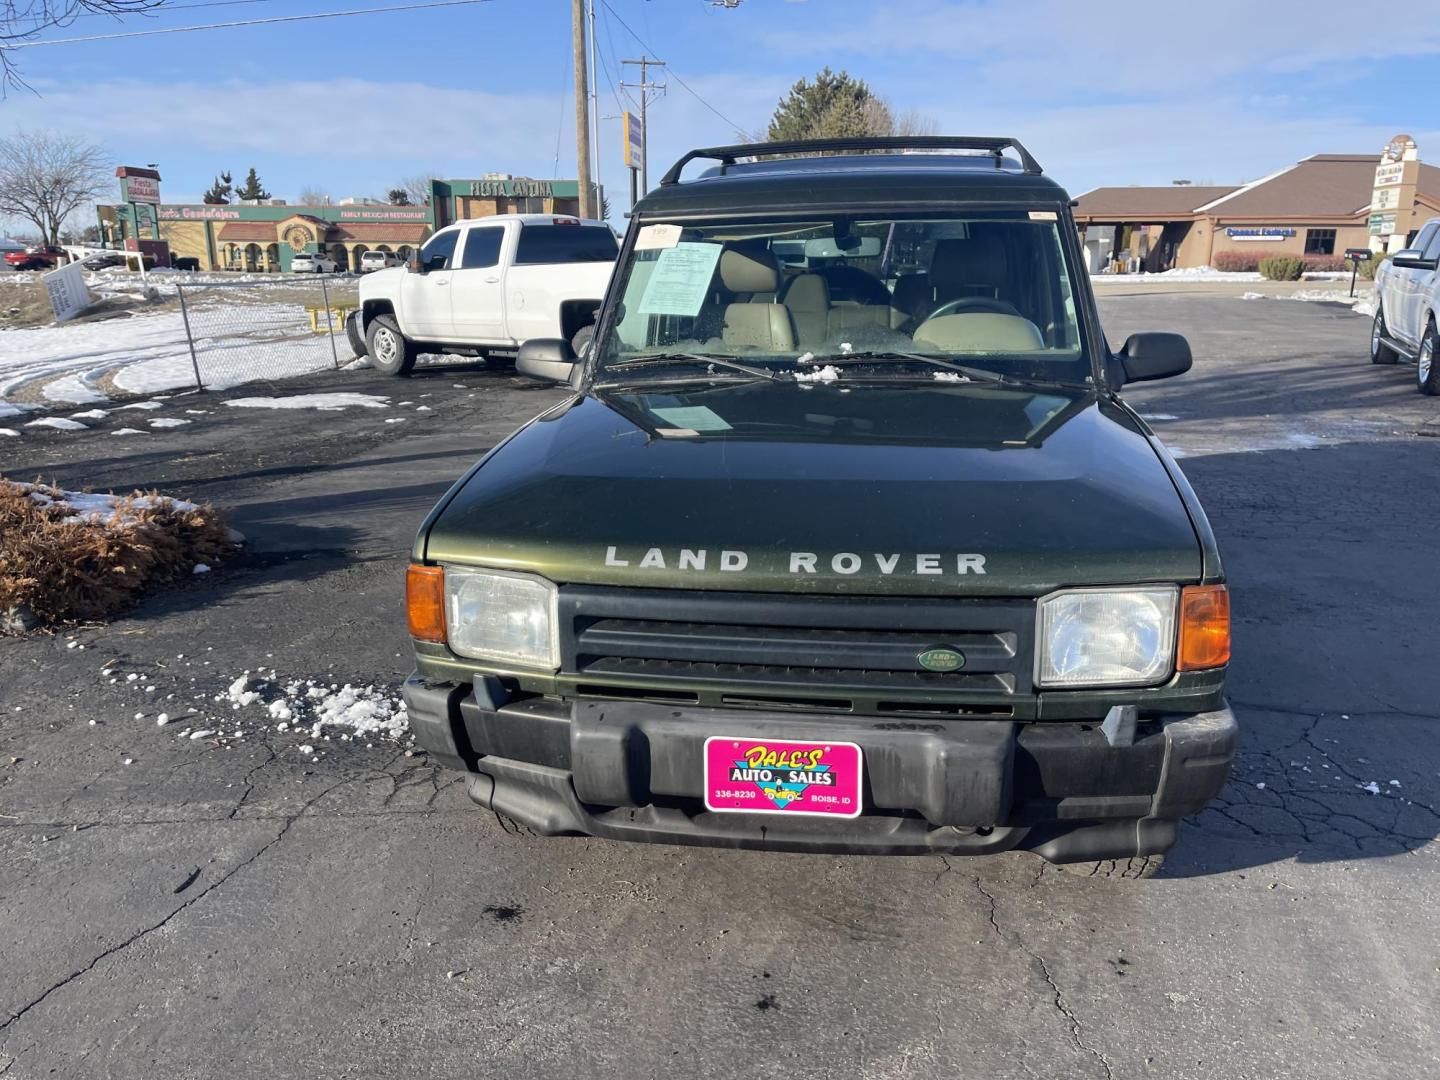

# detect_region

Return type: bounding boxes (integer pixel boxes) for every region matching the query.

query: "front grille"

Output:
[558,586,1034,714]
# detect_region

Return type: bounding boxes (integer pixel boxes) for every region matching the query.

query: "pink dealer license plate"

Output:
[703,737,863,818]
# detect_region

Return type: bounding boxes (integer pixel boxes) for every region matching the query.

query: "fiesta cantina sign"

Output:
[468,178,554,198]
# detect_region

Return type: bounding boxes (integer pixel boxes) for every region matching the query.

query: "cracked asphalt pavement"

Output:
[2,290,1439,1078]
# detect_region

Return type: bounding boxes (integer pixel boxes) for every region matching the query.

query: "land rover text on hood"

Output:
[401,136,1235,876]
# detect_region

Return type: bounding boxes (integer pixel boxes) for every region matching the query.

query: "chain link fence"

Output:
[175,276,362,391]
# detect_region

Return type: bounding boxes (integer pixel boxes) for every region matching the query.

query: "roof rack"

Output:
[658,136,1043,187]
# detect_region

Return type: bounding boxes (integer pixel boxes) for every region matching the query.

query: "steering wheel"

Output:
[925,296,1023,320]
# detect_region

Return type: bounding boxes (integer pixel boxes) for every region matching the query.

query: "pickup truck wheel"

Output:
[1371,307,1399,364]
[1049,854,1164,880]
[1418,323,1439,396]
[345,310,367,359]
[366,314,417,376]
[570,323,595,358]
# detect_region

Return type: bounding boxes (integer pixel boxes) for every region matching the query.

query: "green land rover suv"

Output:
[402,136,1235,874]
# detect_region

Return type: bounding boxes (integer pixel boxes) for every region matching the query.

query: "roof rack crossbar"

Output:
[658,136,1043,187]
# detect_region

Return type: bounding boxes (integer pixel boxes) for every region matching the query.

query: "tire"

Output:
[1049,854,1165,880]
[366,313,417,376]
[1371,306,1399,364]
[1418,322,1440,396]
[345,310,367,359]
[570,322,595,358]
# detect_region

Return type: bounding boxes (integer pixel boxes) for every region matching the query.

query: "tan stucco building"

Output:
[1074,152,1440,273]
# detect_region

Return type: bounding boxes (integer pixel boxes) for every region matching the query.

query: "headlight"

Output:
[444,566,559,669]
[1036,586,1177,688]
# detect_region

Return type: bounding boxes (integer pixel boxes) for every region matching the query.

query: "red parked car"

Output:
[4,245,66,270]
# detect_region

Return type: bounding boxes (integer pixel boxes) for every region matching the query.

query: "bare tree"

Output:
[0,131,108,245]
[397,172,438,206]
[2,0,162,92]
[297,186,332,206]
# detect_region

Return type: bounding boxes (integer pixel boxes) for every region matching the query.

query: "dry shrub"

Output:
[0,478,238,629]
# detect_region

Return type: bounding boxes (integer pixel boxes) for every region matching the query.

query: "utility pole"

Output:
[621,56,666,195]
[572,0,594,219]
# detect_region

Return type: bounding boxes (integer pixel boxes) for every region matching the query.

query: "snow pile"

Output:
[223,393,390,411]
[221,671,410,743]
[149,417,191,428]
[20,483,199,526]
[24,416,88,431]
[793,365,842,383]
[0,428,17,437]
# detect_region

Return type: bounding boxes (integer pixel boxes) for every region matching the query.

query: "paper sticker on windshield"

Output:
[634,224,682,251]
[637,242,722,317]
[1028,211,1057,221]
[650,405,732,432]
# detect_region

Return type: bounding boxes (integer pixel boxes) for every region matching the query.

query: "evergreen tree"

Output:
[234,167,270,202]
[202,171,233,205]
[387,188,411,206]
[766,68,885,143]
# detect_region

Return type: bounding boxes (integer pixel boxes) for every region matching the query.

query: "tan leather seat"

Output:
[781,273,830,346]
[718,247,795,350]
[930,236,1008,303]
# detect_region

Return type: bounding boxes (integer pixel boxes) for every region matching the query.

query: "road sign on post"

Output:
[623,111,644,170]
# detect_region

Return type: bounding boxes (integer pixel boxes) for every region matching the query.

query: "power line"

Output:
[598,0,746,137]
[68,0,285,19]
[8,0,493,48]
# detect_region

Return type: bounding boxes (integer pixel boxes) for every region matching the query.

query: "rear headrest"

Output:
[782,272,829,312]
[930,236,1008,291]
[719,245,781,294]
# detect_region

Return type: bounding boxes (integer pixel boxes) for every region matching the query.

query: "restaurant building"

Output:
[1073,142,1440,273]
[99,176,588,272]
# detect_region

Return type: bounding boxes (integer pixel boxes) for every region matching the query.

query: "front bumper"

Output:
[403,675,1236,862]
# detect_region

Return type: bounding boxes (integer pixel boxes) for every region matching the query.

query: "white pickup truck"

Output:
[348,213,617,376]
[1371,215,1440,395]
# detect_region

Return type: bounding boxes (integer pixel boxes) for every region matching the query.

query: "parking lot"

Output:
[2,286,1438,1078]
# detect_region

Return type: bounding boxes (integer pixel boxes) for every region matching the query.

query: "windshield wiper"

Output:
[801,351,1089,389]
[604,352,778,381]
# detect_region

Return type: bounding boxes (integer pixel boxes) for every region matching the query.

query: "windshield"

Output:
[596,212,1090,382]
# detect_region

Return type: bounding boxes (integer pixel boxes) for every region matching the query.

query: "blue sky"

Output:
[3,0,1440,224]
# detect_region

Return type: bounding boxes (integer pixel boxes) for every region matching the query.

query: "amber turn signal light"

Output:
[406,564,446,643]
[1178,584,1230,670]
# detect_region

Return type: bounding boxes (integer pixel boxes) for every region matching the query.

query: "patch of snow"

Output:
[222,393,390,411]
[42,372,109,404]
[148,417,191,428]
[0,428,17,437]
[71,408,110,419]
[0,401,37,419]
[1141,413,1179,421]
[1239,291,1266,301]
[189,729,216,740]
[117,400,165,411]
[793,365,842,384]
[1093,267,1262,283]
[192,563,211,574]
[111,428,148,435]
[24,416,88,430]
[1360,781,1381,795]
[226,674,260,708]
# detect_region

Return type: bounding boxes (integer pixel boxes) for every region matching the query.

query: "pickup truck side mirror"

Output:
[517,338,577,384]
[1391,249,1438,271]
[1117,332,1192,384]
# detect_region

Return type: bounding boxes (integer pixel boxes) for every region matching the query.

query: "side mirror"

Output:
[517,338,577,384]
[1118,332,1192,384]
[1391,249,1437,270]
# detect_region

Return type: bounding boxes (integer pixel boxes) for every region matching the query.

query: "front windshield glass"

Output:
[597,212,1089,382]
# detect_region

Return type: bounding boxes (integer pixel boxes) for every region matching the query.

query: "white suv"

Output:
[292,251,339,273]
[1372,216,1440,394]
[360,250,400,273]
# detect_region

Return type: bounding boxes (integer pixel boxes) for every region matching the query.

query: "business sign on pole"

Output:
[1369,134,1420,252]
[120,174,161,204]
[623,111,644,170]
[44,261,92,322]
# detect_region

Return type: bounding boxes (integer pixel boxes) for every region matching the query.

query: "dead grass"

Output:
[0,478,238,630]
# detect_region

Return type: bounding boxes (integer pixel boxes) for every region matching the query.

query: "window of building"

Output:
[1304,228,1336,255]
[461,226,503,269]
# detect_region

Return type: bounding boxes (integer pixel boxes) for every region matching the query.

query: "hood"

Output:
[423,380,1201,596]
